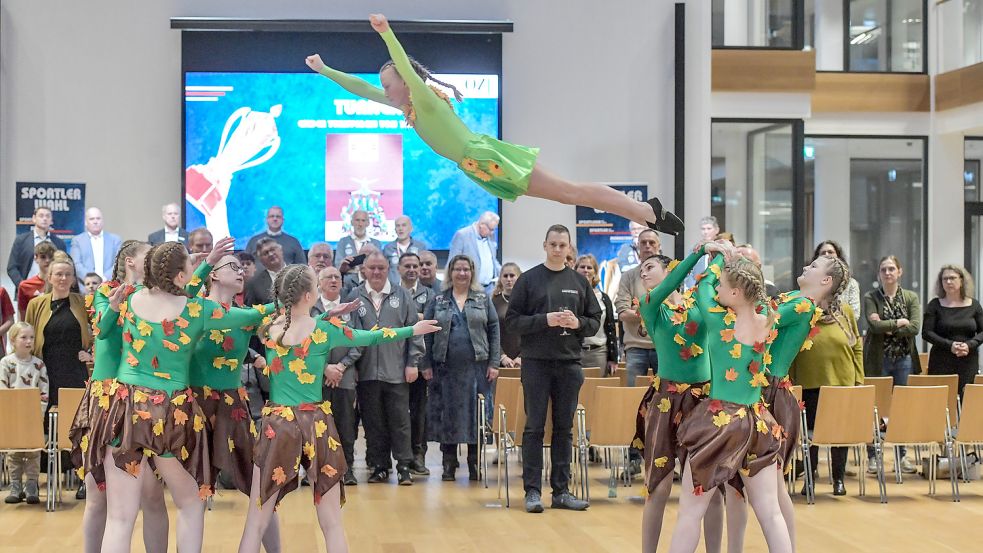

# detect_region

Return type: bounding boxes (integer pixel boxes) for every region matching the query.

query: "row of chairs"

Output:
[0,387,85,512]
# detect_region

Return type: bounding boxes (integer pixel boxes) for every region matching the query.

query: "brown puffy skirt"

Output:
[677,398,784,494]
[632,377,710,494]
[111,384,211,498]
[192,386,258,496]
[68,378,127,487]
[254,401,347,508]
[762,375,801,472]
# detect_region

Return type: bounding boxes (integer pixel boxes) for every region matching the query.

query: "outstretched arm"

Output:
[306,54,393,107]
[372,15,438,107]
[644,245,707,307]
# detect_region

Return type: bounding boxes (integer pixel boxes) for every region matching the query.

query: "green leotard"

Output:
[638,248,712,384]
[263,317,414,406]
[189,300,274,391]
[765,291,821,379]
[693,255,774,406]
[317,29,539,200]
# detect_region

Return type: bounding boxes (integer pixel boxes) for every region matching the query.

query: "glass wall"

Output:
[804,137,926,302]
[967,1,983,69]
[847,0,924,72]
[711,0,798,48]
[965,139,983,284]
[711,121,797,290]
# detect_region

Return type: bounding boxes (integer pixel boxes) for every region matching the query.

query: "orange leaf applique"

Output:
[271,466,287,486]
[126,352,139,367]
[321,464,338,478]
[725,368,738,382]
[175,317,189,329]
[264,425,276,440]
[794,300,811,314]
[162,340,180,352]
[125,460,141,477]
[720,328,735,342]
[211,308,225,320]
[173,409,189,426]
[161,319,175,336]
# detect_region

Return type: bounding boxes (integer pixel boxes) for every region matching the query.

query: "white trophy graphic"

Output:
[185,104,282,239]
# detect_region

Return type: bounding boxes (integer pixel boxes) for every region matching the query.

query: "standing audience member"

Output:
[17,242,57,320]
[235,251,257,306]
[335,210,382,272]
[506,224,600,513]
[398,253,436,314]
[147,203,188,246]
[814,240,861,320]
[574,255,618,375]
[1,322,48,504]
[424,254,500,482]
[340,243,387,299]
[492,263,522,367]
[341,252,424,485]
[616,222,647,271]
[245,206,306,267]
[70,207,122,283]
[397,252,435,476]
[923,264,983,397]
[682,216,719,289]
[0,286,13,351]
[187,227,214,257]
[82,273,103,295]
[616,229,662,382]
[449,211,501,293]
[244,238,286,306]
[863,255,921,474]
[311,266,359,486]
[24,254,91,421]
[6,206,66,288]
[384,216,428,280]
[418,250,443,293]
[307,242,334,274]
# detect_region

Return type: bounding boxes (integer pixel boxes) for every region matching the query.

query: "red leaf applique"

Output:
[684,321,699,336]
[161,319,175,336]
[221,336,235,352]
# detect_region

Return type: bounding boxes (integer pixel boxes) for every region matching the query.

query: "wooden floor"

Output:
[2,445,982,552]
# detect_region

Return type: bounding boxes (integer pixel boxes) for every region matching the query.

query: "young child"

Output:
[1,322,49,504]
[83,272,104,295]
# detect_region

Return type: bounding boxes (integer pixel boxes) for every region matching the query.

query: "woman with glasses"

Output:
[923,265,983,397]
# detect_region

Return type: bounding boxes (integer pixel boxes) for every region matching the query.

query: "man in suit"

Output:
[243,237,285,306]
[311,265,359,486]
[148,203,188,246]
[245,206,306,270]
[70,207,122,284]
[382,216,428,281]
[6,206,67,288]
[335,210,382,273]
[396,251,435,476]
[449,211,501,293]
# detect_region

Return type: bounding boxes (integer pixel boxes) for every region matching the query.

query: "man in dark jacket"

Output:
[7,206,67,288]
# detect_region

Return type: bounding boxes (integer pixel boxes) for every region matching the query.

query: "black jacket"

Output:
[6,231,67,287]
[147,228,189,246]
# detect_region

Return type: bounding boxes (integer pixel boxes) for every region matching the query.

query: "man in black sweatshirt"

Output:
[505,224,601,513]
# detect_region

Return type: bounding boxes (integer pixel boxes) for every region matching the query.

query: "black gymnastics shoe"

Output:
[645,197,685,236]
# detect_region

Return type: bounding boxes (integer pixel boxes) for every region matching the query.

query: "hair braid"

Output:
[819,256,856,345]
[146,242,189,297]
[724,257,777,327]
[143,244,160,290]
[112,240,148,283]
[382,57,465,103]
[262,264,315,346]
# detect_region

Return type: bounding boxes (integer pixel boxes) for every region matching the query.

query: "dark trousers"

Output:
[440,443,477,466]
[408,377,428,458]
[323,386,357,467]
[357,380,413,470]
[803,387,847,480]
[520,358,584,496]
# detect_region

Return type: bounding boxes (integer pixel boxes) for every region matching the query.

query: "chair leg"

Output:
[826,446,833,485]
[894,446,903,484]
[608,449,617,498]
[947,440,960,502]
[876,443,888,503]
[857,446,866,497]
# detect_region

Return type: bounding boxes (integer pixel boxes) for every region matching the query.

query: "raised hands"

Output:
[305,54,326,73]
[369,13,390,34]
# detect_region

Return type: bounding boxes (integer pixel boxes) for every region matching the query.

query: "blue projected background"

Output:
[184,72,500,250]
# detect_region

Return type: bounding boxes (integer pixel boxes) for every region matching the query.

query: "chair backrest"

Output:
[975,374,983,385]
[906,374,959,424]
[790,385,803,403]
[613,367,628,387]
[57,388,87,450]
[590,386,648,447]
[582,367,603,379]
[865,376,894,419]
[918,352,930,374]
[510,387,553,446]
[578,377,621,432]
[955,384,983,444]
[812,386,876,445]
[493,377,522,434]
[884,386,949,444]
[633,375,653,387]
[497,367,521,379]
[0,388,46,450]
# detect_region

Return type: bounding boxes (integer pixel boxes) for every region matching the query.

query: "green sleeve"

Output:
[694,254,725,310]
[324,320,415,349]
[317,65,392,106]
[769,298,816,376]
[379,29,438,108]
[185,262,212,297]
[202,300,276,330]
[644,247,707,307]
[93,289,120,338]
[863,293,897,334]
[895,292,922,337]
[777,296,815,330]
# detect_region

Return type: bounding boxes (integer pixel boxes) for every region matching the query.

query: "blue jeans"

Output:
[624,348,658,461]
[883,355,913,386]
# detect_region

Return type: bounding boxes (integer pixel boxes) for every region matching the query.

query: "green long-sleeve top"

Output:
[790,304,864,389]
[638,248,711,384]
[766,291,821,379]
[262,317,415,406]
[90,263,211,381]
[317,29,476,164]
[693,255,775,405]
[189,300,275,391]
[861,287,923,376]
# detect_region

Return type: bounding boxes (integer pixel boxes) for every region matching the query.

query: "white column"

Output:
[812,139,852,251]
[814,0,844,71]
[683,0,712,253]
[724,0,750,46]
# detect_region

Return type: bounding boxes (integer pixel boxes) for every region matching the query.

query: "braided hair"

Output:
[816,256,855,345]
[722,256,777,327]
[381,57,465,103]
[143,242,189,297]
[111,240,149,283]
[261,264,315,347]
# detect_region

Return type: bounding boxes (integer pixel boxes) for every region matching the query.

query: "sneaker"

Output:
[342,469,358,486]
[24,481,40,505]
[552,491,589,511]
[367,468,389,484]
[75,481,86,500]
[409,459,430,476]
[525,490,544,513]
[900,457,918,474]
[397,466,413,486]
[4,482,24,504]
[866,457,880,474]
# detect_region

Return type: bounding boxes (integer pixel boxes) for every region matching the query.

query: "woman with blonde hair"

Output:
[573,254,618,375]
[492,262,522,367]
[923,264,983,397]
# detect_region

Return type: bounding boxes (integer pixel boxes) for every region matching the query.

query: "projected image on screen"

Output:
[184,72,500,251]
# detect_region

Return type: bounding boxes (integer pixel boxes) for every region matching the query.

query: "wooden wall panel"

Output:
[712,50,816,92]
[811,72,930,112]
[936,62,983,111]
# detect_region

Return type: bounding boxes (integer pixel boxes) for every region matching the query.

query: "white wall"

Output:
[0,0,677,281]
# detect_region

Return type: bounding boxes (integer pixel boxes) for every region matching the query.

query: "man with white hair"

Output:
[336,209,382,272]
[307,242,334,274]
[383,215,428,280]
[148,203,188,246]
[449,211,501,293]
[70,207,122,283]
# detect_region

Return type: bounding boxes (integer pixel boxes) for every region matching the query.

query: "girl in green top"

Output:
[305,13,684,236]
[238,264,439,553]
[669,252,793,553]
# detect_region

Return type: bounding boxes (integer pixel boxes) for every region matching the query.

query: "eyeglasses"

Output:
[320,274,342,281]
[942,275,962,282]
[214,261,243,274]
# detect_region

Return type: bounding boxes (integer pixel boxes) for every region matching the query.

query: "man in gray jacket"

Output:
[397,252,436,476]
[339,252,425,486]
